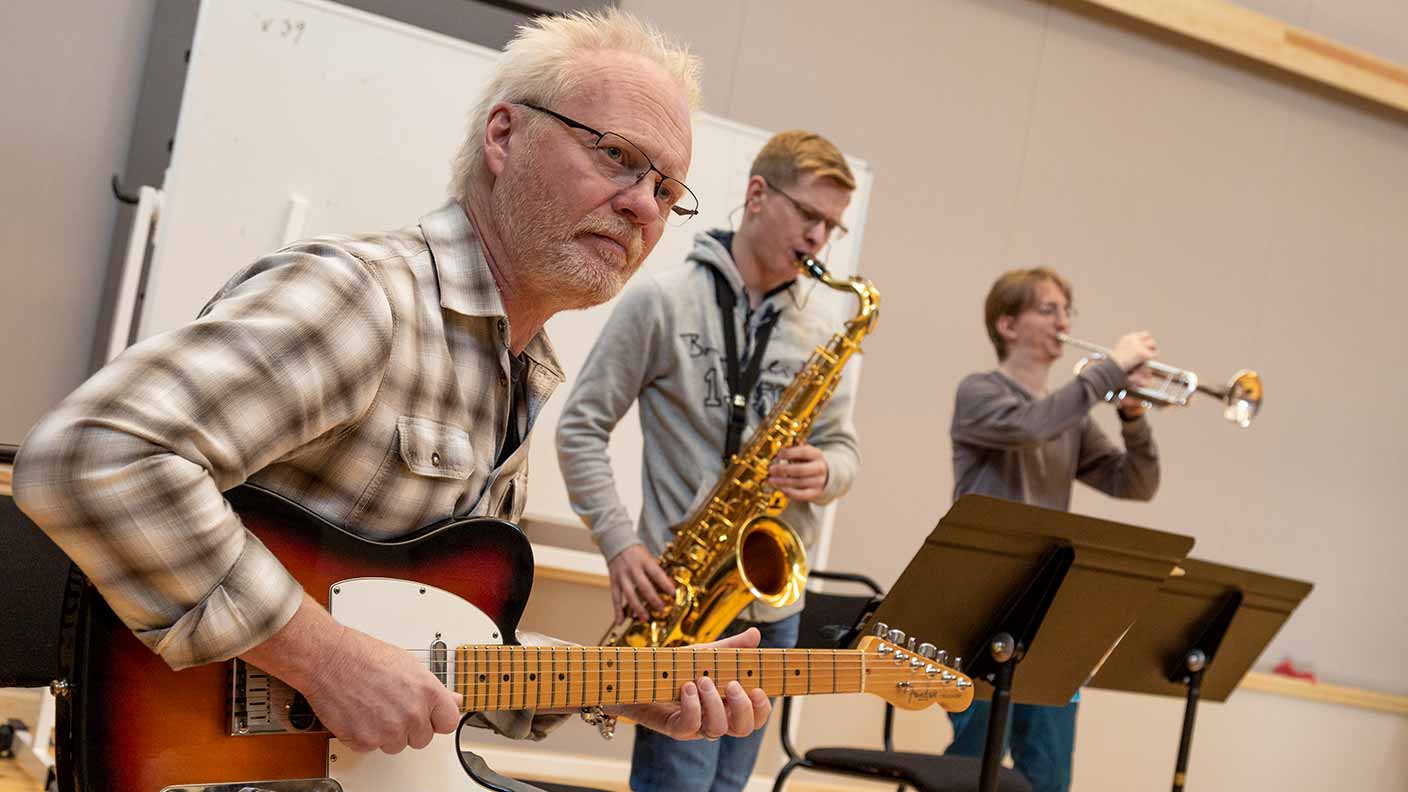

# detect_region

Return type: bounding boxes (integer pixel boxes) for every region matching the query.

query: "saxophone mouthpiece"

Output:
[793,250,827,280]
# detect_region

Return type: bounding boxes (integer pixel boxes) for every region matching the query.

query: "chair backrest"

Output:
[795,590,880,649]
[778,571,892,762]
[0,492,75,687]
[795,569,884,649]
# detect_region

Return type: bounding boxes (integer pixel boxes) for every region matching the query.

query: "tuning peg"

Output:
[956,678,972,689]
[872,621,889,637]
[952,656,964,672]
[886,628,907,646]
[907,637,917,652]
[935,649,950,666]
[918,643,937,660]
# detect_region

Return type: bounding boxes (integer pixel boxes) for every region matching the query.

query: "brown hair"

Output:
[749,130,856,191]
[984,267,1073,360]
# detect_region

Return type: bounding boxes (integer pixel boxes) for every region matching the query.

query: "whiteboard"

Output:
[133,0,874,557]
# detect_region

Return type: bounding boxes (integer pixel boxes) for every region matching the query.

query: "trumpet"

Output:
[1057,334,1263,428]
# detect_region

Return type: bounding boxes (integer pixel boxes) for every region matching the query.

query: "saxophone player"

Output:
[557,131,862,792]
[945,267,1161,792]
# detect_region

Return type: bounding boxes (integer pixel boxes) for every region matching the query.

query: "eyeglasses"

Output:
[761,177,848,241]
[517,103,699,226]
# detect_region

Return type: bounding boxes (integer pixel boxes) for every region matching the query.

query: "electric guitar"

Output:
[52,485,972,792]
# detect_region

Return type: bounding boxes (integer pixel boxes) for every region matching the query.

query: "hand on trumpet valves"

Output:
[1117,376,1155,418]
[607,544,677,622]
[768,443,829,502]
[1110,331,1158,372]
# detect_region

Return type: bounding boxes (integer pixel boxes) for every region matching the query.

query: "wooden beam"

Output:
[1074,0,1408,114]
[1242,671,1408,716]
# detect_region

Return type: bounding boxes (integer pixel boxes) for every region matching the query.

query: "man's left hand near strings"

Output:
[607,627,772,740]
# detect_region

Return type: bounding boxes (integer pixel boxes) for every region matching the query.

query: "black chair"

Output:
[773,570,1031,792]
[0,443,76,690]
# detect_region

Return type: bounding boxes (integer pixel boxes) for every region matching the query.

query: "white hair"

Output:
[448,9,702,202]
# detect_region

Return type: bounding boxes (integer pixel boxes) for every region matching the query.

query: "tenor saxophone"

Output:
[602,253,879,648]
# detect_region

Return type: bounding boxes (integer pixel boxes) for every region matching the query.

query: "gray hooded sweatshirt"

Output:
[556,230,862,623]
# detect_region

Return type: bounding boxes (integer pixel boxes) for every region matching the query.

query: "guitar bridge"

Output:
[230,658,323,736]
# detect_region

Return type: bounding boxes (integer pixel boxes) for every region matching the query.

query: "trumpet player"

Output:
[945,267,1161,792]
[557,131,862,792]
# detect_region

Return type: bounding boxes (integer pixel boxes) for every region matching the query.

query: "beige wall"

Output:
[603,0,1408,788]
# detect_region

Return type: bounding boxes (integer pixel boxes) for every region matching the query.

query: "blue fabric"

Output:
[946,699,1078,792]
[629,614,801,792]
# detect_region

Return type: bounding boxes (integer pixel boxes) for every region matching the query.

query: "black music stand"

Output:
[1086,557,1313,792]
[857,495,1195,792]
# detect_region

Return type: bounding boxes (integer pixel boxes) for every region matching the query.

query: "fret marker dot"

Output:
[662,671,669,679]
[558,673,566,681]
[607,684,613,692]
[502,674,510,681]
[747,670,753,677]
[478,674,487,682]
[529,673,537,681]
[794,669,801,676]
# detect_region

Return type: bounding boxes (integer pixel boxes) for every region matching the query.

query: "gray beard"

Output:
[494,176,635,313]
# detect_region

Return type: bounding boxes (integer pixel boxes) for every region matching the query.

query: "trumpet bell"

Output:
[1223,370,1263,429]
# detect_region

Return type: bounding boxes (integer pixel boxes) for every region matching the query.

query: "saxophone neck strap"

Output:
[710,267,781,462]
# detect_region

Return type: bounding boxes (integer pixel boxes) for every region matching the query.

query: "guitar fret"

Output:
[763,649,782,697]
[512,645,523,704]
[612,646,624,707]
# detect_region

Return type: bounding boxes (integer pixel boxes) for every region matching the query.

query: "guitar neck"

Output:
[455,645,865,713]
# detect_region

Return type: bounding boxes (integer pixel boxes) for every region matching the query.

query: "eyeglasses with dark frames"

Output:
[761,177,849,241]
[517,103,699,226]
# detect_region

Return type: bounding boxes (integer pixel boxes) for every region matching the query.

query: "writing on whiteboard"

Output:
[258,16,306,44]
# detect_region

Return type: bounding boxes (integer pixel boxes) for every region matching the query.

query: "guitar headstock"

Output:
[857,633,975,712]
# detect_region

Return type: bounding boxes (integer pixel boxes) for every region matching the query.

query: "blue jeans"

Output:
[629,614,800,792]
[946,699,1078,792]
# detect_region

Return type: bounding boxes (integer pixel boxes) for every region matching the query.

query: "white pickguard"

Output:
[324,577,504,791]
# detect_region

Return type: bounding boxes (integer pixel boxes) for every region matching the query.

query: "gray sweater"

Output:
[950,358,1160,510]
[556,231,861,622]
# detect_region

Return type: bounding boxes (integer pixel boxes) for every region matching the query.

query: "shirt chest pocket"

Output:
[396,416,474,479]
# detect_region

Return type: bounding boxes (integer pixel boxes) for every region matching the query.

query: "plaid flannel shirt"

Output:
[14,201,569,738]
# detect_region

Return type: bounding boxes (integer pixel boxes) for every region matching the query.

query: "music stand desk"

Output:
[1087,557,1313,791]
[858,495,1195,792]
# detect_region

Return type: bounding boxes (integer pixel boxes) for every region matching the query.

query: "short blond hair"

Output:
[448,9,702,201]
[749,130,856,191]
[984,267,1074,361]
